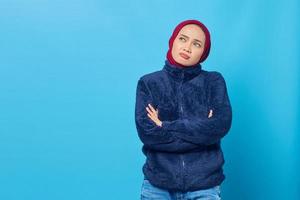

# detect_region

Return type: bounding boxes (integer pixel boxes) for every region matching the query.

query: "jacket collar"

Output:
[163,60,202,81]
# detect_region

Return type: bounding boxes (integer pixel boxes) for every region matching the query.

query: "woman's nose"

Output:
[183,43,192,53]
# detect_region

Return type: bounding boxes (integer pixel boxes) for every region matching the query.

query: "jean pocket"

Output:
[142,179,152,190]
[214,185,221,197]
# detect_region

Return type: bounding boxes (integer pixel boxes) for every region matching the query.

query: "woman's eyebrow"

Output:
[180,34,203,44]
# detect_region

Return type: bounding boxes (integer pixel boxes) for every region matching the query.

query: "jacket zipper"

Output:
[179,72,185,190]
[181,154,185,190]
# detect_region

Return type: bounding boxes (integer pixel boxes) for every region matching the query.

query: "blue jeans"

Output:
[140,179,221,200]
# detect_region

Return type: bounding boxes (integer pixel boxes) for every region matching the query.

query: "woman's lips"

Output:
[179,52,190,60]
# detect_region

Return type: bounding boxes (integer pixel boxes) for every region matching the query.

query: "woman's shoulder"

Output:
[203,70,225,82]
[138,69,164,83]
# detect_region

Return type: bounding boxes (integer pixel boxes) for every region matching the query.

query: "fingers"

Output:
[146,104,159,123]
[148,104,158,114]
[146,106,155,117]
[146,107,158,124]
[146,104,158,116]
[208,109,213,118]
[147,113,155,121]
[147,112,161,127]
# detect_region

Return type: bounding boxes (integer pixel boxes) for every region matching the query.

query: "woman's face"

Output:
[171,24,206,66]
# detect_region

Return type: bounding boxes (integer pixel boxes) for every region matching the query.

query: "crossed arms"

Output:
[135,73,232,153]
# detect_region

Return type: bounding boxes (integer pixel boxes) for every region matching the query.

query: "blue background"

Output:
[0,0,299,199]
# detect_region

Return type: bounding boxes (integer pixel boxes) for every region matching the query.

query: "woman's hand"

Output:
[208,109,213,118]
[146,104,162,127]
[146,103,213,127]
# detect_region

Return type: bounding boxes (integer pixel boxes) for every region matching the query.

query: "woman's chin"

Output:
[175,58,194,67]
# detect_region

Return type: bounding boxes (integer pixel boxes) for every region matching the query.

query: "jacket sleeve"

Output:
[135,78,202,153]
[161,72,232,146]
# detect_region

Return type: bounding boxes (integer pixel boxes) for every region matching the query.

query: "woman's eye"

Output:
[179,37,186,42]
[194,43,201,47]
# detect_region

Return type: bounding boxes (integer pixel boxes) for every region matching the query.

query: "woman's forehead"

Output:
[177,24,206,41]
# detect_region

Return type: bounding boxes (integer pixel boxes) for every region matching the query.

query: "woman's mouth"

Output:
[179,52,190,60]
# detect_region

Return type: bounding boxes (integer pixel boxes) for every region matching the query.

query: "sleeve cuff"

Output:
[161,119,189,132]
[161,121,172,131]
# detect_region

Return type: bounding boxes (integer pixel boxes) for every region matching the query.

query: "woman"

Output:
[135,19,232,200]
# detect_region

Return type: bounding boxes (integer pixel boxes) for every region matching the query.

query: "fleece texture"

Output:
[135,60,232,192]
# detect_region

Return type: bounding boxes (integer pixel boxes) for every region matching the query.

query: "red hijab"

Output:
[166,19,211,67]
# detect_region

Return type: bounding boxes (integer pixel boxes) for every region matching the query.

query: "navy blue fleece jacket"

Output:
[135,60,232,192]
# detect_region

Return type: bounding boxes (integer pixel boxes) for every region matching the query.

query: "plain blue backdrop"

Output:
[0,0,299,199]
